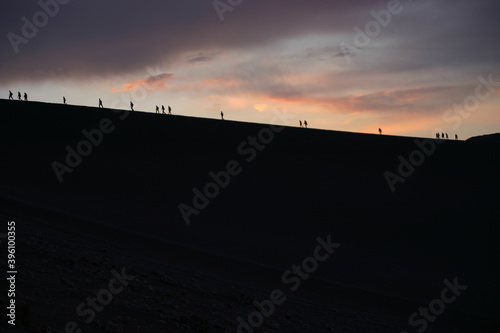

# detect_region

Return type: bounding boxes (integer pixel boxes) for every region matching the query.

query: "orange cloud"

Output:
[203,76,242,88]
[254,104,268,112]
[112,73,174,92]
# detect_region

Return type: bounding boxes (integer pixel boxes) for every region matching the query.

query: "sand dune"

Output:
[0,99,499,332]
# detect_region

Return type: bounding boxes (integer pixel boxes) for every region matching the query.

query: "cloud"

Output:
[0,1,394,83]
[334,86,458,112]
[187,52,218,63]
[2,0,499,87]
[254,104,267,112]
[111,73,173,92]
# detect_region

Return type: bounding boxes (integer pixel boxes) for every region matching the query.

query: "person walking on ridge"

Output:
[23,92,28,101]
[17,92,21,100]
[304,120,308,128]
[99,98,103,108]
[221,111,224,120]
[130,101,134,111]
[379,128,382,135]
[162,105,165,114]
[63,96,66,104]
[168,106,171,114]
[299,120,303,128]
[8,91,13,100]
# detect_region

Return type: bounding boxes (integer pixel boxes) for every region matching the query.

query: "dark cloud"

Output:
[365,0,500,72]
[1,0,499,85]
[146,73,173,85]
[187,52,218,63]
[0,0,384,83]
[111,73,173,91]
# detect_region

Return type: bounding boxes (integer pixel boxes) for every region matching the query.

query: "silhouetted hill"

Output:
[1,99,499,332]
[467,132,500,144]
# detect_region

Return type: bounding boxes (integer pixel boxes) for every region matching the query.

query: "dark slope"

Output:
[468,132,500,144]
[1,99,499,330]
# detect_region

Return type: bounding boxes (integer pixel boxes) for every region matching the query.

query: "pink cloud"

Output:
[112,73,174,92]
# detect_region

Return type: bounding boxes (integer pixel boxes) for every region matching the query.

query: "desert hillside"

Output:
[0,99,499,332]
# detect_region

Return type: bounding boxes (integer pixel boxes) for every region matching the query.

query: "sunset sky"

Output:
[2,0,500,139]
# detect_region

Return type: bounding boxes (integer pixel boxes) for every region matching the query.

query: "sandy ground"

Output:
[1,206,491,333]
[1,101,499,332]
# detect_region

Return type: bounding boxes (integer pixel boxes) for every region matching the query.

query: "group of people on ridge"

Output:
[436,132,458,140]
[6,91,462,139]
[98,98,172,115]
[155,105,172,114]
[8,90,27,101]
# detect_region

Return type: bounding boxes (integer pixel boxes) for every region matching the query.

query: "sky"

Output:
[1,0,500,139]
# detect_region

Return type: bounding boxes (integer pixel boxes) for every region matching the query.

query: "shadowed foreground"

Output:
[0,99,499,332]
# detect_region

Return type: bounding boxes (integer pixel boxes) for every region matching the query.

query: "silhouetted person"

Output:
[8,91,13,100]
[99,98,103,108]
[156,105,159,113]
[17,92,21,100]
[161,105,165,114]
[299,120,303,127]
[436,133,440,139]
[379,128,382,135]
[168,106,171,114]
[304,120,308,128]
[221,111,224,120]
[63,96,66,104]
[23,92,27,101]
[455,134,458,140]
[130,101,134,111]
[446,133,449,139]
[441,132,444,139]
